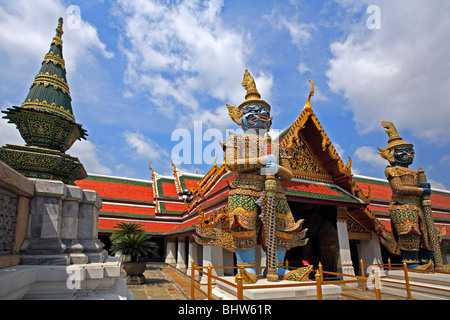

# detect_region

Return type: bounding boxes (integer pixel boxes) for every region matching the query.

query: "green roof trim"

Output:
[285,185,361,203]
[158,202,184,215]
[156,178,179,200]
[99,211,156,219]
[179,175,203,190]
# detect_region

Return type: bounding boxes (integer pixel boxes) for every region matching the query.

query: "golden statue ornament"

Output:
[378,120,448,271]
[195,70,311,284]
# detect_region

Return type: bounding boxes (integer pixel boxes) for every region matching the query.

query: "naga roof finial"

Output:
[304,79,314,111]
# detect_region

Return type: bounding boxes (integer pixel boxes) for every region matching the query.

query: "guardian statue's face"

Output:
[240,104,272,131]
[393,146,415,167]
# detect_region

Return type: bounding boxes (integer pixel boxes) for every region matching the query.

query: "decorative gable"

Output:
[284,131,333,183]
[279,81,350,185]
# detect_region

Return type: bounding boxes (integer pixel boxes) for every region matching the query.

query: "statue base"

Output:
[212,276,341,300]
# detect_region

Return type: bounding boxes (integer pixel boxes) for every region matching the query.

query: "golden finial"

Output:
[52,17,64,46]
[241,69,261,101]
[148,161,154,174]
[198,206,205,224]
[56,17,63,38]
[149,162,159,213]
[304,79,314,111]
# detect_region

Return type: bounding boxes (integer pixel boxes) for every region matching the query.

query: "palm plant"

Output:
[110,233,159,262]
[110,222,145,243]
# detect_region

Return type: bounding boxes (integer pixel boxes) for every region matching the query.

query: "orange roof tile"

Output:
[76,177,153,202]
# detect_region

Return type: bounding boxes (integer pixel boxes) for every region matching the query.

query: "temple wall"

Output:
[0,161,34,269]
[0,161,130,299]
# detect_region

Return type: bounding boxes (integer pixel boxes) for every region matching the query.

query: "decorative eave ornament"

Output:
[377,120,413,163]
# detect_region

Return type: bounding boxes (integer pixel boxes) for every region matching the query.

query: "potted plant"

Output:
[110,222,145,244]
[110,223,159,284]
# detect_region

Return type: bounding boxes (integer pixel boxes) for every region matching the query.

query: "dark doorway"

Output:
[285,202,339,275]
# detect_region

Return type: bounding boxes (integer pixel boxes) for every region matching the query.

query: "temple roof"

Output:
[75,170,450,240]
[74,79,450,245]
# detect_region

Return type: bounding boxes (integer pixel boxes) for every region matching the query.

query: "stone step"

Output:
[380,270,450,300]
[212,286,237,300]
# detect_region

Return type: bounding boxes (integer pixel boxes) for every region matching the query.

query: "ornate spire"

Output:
[21,17,76,123]
[0,17,88,183]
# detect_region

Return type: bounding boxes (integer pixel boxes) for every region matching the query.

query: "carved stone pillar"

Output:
[165,237,177,267]
[336,207,357,286]
[187,236,200,280]
[201,245,223,283]
[176,236,187,273]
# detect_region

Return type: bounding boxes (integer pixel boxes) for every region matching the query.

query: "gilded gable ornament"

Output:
[285,135,332,182]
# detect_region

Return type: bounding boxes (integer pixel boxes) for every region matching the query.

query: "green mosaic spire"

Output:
[0,18,88,184]
[21,17,74,122]
[2,17,87,152]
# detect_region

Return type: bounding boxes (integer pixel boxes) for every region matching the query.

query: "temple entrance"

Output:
[285,202,339,275]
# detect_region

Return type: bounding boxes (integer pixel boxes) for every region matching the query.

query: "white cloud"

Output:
[332,142,346,160]
[326,0,450,144]
[113,0,272,128]
[0,112,24,146]
[123,131,169,161]
[298,62,312,74]
[264,9,316,49]
[0,0,113,76]
[354,145,387,169]
[440,155,450,165]
[70,140,112,175]
[428,179,448,191]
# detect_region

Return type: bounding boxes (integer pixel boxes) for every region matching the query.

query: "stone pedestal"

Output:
[20,179,107,265]
[0,256,130,300]
[212,276,342,300]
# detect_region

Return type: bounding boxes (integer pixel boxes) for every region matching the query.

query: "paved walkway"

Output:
[125,263,207,300]
[125,263,405,300]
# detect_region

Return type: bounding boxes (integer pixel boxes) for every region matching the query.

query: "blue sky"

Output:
[0,0,449,190]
